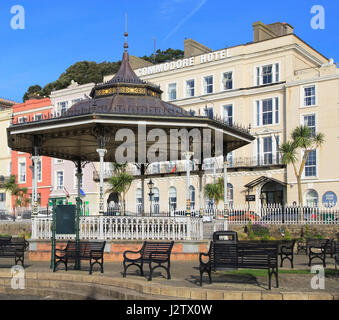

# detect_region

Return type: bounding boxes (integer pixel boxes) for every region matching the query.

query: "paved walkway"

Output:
[0,253,336,298]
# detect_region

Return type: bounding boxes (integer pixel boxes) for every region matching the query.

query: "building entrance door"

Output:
[261,182,285,206]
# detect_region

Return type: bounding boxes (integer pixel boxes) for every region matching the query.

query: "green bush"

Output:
[251,224,270,238]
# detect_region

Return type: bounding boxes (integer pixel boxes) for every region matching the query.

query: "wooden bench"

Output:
[123,241,174,281]
[200,238,279,290]
[0,237,26,267]
[307,239,329,267]
[53,240,106,274]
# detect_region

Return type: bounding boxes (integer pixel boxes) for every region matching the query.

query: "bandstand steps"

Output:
[0,277,174,300]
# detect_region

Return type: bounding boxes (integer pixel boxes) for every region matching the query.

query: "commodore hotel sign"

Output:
[136,49,231,76]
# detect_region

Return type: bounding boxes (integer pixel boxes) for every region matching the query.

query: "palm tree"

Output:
[106,163,134,216]
[4,175,30,217]
[279,126,325,205]
[204,177,224,208]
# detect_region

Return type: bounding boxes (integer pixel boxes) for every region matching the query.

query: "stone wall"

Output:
[0,221,31,237]
[228,224,339,240]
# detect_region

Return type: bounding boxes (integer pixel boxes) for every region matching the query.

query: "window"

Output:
[56,171,64,189]
[167,83,177,101]
[257,136,280,165]
[305,189,318,207]
[223,104,233,126]
[255,97,279,126]
[305,150,317,177]
[136,188,142,214]
[18,117,27,124]
[263,137,273,165]
[222,72,233,90]
[204,107,214,119]
[303,114,316,137]
[152,187,160,214]
[203,76,213,94]
[227,183,233,208]
[304,86,316,106]
[185,79,195,97]
[34,114,42,121]
[169,187,177,212]
[18,160,26,183]
[189,186,195,210]
[55,159,63,164]
[0,193,6,202]
[262,99,273,125]
[256,63,280,86]
[58,101,68,114]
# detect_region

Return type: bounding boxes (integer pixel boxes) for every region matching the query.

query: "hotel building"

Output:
[101,21,339,212]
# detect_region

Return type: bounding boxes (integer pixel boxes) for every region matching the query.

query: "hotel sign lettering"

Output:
[136,49,231,77]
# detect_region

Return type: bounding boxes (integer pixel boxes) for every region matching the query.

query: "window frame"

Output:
[221,70,234,91]
[167,82,177,101]
[56,170,64,189]
[18,158,26,184]
[254,96,280,127]
[185,79,195,98]
[202,75,214,95]
[254,62,280,86]
[303,149,318,179]
[301,84,317,108]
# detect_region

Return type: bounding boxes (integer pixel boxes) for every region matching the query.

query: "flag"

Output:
[80,189,86,197]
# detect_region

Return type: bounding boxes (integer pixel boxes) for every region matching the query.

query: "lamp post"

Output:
[147,179,154,216]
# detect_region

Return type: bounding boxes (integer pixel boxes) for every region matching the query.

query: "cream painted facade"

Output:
[102,22,339,212]
[0,106,13,211]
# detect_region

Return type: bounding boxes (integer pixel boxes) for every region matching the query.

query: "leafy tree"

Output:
[23,85,43,102]
[141,48,184,64]
[279,126,325,206]
[4,175,30,216]
[204,177,224,208]
[22,48,183,101]
[106,163,134,216]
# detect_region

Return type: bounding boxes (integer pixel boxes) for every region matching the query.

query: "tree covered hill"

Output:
[23,48,184,102]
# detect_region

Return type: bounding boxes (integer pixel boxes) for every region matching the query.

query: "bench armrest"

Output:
[123,249,142,260]
[199,252,211,265]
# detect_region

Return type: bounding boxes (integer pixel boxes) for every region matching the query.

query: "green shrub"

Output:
[251,224,270,238]
[284,229,292,240]
[249,230,255,240]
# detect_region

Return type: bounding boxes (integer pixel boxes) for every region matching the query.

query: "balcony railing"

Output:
[93,156,283,180]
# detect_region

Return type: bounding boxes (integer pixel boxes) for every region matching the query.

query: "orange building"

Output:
[11,98,53,208]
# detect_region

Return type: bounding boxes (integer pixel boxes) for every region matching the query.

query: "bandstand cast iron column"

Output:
[74,159,83,270]
[97,147,107,215]
[223,159,229,230]
[184,151,194,216]
[198,163,203,217]
[32,136,40,216]
[50,199,56,270]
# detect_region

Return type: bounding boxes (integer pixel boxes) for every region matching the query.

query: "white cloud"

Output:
[163,0,208,41]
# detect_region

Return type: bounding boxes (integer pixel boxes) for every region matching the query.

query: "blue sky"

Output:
[0,0,338,102]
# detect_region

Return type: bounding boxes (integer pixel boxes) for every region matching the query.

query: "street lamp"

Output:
[147,179,154,216]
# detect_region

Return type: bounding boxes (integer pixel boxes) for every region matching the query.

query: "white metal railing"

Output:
[173,204,339,225]
[31,216,203,241]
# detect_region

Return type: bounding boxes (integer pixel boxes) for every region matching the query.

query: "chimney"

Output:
[184,39,212,58]
[253,21,294,42]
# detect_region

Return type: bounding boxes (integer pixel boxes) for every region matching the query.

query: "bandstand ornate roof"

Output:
[7,34,255,163]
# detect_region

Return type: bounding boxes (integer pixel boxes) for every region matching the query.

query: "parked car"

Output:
[227,210,260,222]
[0,210,15,221]
[260,211,315,223]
